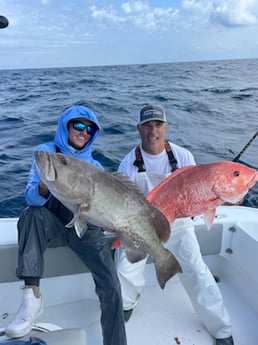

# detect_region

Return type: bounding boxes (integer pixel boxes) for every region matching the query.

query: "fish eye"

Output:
[233,170,240,177]
[61,157,69,166]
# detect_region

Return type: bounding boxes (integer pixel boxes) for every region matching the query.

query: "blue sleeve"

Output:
[25,144,55,206]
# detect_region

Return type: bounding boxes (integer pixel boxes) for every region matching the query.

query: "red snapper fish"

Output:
[146,161,258,229]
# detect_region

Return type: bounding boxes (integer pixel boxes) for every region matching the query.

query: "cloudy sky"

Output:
[1,0,258,70]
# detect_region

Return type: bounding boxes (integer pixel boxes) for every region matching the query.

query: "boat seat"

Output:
[0,245,90,283]
[0,219,222,283]
[0,237,116,283]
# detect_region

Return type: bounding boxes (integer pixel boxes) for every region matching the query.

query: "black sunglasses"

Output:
[71,121,97,136]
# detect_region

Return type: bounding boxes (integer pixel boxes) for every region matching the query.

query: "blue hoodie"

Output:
[25,105,103,206]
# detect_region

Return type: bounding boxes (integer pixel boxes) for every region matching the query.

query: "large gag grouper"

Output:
[34,151,181,289]
[147,161,258,229]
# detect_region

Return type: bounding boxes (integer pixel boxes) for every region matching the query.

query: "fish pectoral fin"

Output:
[74,215,88,238]
[65,211,88,238]
[65,204,86,228]
[71,203,90,238]
[65,215,77,228]
[203,209,216,230]
[212,180,228,200]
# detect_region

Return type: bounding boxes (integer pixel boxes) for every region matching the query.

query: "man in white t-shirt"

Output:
[114,104,234,345]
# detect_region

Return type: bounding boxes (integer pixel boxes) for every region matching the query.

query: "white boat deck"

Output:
[1,260,258,345]
[1,206,258,345]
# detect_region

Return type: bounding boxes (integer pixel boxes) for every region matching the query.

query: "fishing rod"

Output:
[232,130,258,162]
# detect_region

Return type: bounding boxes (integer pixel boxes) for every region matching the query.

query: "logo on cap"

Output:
[139,105,166,125]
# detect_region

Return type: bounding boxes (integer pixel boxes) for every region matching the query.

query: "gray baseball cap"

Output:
[138,105,167,125]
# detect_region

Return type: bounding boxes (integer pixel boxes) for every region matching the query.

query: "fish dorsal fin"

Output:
[146,165,195,202]
[110,172,147,199]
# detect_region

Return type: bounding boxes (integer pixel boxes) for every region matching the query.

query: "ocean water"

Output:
[1,58,258,217]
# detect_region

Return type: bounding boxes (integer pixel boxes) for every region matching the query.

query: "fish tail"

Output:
[154,249,182,289]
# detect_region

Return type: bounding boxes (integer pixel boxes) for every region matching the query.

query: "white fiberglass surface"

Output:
[1,263,257,345]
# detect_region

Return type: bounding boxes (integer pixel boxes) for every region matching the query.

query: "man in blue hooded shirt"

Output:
[5,105,127,345]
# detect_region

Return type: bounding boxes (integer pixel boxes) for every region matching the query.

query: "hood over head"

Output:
[54,105,102,168]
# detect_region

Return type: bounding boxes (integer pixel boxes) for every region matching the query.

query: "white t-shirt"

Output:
[118,141,196,184]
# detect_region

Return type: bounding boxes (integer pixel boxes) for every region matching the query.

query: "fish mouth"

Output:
[34,151,43,173]
[232,171,258,204]
[246,171,258,190]
[214,170,258,205]
[34,151,57,182]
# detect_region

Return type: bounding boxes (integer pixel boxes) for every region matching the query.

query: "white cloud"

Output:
[122,0,150,14]
[89,0,258,33]
[90,5,127,24]
[1,0,258,69]
[90,1,179,31]
[211,0,258,27]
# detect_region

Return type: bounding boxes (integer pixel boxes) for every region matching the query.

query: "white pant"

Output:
[114,218,232,339]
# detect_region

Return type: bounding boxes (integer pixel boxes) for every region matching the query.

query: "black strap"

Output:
[164,141,178,172]
[133,141,178,173]
[133,146,146,172]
